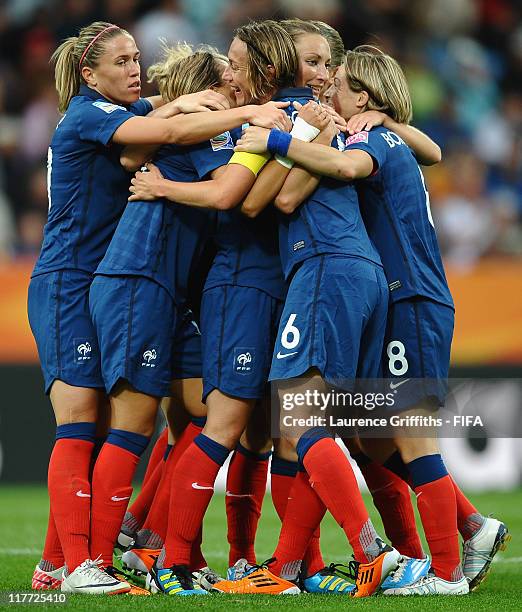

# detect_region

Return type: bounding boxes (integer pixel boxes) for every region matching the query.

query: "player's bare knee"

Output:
[202,423,242,450]
[394,436,439,464]
[50,380,100,424]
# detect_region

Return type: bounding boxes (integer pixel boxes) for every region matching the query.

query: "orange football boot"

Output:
[351,544,401,598]
[121,547,160,575]
[212,568,300,595]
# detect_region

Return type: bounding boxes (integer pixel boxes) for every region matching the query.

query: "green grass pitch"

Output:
[1,486,521,610]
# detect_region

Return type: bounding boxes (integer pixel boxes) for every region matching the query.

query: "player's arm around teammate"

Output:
[238,19,333,219]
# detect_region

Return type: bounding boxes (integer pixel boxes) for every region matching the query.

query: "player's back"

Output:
[346,126,453,307]
[96,138,221,304]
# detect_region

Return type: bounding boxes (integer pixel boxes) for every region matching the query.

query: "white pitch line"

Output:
[0,548,40,555]
[493,556,522,564]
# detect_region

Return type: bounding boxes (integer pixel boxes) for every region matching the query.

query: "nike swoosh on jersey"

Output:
[276,351,298,359]
[111,495,131,502]
[389,378,410,390]
[191,482,214,490]
[75,490,91,498]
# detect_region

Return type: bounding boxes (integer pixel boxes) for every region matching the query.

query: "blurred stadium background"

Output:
[0,0,521,492]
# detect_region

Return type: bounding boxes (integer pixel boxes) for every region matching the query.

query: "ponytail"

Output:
[51,37,81,113]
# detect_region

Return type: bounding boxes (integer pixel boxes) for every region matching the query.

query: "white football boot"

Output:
[61,558,131,595]
[192,566,224,591]
[383,572,469,596]
[463,517,510,590]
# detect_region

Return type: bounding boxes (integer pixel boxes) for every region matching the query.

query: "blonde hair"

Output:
[234,20,298,102]
[51,21,130,113]
[280,18,323,40]
[344,45,412,123]
[148,42,227,101]
[311,21,344,68]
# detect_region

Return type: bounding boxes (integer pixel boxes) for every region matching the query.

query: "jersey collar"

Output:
[272,87,315,102]
[79,84,126,107]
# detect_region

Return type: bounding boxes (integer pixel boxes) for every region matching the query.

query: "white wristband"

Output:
[275,153,294,169]
[290,116,321,142]
[275,117,320,168]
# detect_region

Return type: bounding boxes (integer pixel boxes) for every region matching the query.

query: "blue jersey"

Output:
[96,135,234,304]
[273,86,315,121]
[344,126,454,308]
[33,85,152,277]
[278,132,381,279]
[204,127,287,301]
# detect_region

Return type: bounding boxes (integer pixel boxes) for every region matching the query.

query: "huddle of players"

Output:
[29,16,508,598]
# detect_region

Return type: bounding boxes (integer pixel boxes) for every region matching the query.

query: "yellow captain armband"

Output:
[228,151,270,176]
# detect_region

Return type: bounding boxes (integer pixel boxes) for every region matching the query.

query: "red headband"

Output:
[79,24,119,71]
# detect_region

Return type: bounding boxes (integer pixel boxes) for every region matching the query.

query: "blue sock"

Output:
[383,451,411,482]
[55,422,96,442]
[191,416,207,428]
[194,433,230,466]
[106,428,150,457]
[237,442,272,462]
[408,454,448,488]
[295,427,333,466]
[270,455,299,477]
[351,451,373,469]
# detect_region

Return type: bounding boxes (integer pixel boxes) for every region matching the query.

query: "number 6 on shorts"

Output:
[281,313,300,350]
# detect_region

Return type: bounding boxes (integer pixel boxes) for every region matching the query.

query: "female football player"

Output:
[28,19,289,595]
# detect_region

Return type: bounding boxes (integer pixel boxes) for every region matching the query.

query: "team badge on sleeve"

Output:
[345,131,369,146]
[210,131,234,151]
[92,101,126,114]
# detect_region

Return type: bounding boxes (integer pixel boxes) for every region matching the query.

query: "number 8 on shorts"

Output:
[387,340,408,376]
